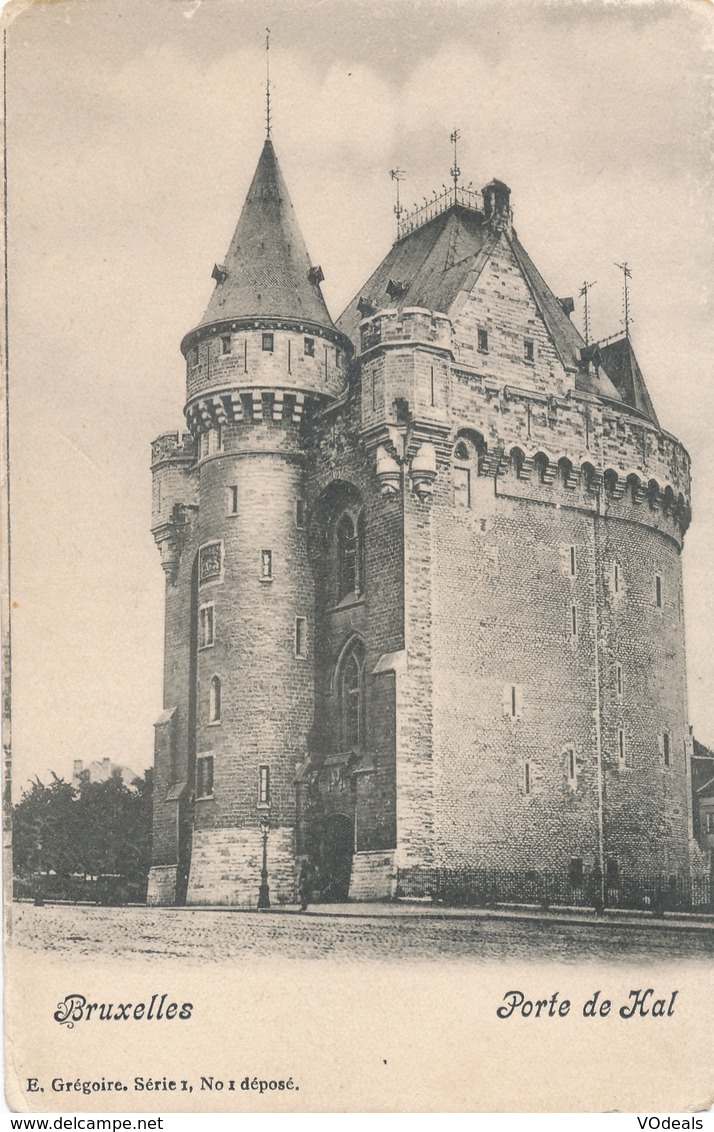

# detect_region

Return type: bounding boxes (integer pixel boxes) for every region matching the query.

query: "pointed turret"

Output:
[181,137,351,429]
[196,137,335,331]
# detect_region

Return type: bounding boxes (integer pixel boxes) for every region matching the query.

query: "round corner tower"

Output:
[149,136,352,906]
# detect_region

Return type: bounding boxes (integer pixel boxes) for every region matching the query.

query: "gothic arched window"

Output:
[209,676,221,724]
[339,641,365,751]
[335,508,366,601]
[336,514,357,599]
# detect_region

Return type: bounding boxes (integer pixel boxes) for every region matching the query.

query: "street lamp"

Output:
[257,813,271,910]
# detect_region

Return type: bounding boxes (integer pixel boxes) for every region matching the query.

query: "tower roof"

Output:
[195,138,337,334]
[338,206,490,344]
[338,200,623,404]
[597,335,660,426]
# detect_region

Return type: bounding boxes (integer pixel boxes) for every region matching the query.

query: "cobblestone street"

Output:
[11,901,714,965]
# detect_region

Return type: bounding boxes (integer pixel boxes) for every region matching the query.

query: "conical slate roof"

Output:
[598,335,659,425]
[197,138,336,331]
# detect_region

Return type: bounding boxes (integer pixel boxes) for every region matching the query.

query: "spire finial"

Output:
[614,261,633,336]
[450,128,461,202]
[389,168,405,238]
[579,279,597,346]
[265,28,271,138]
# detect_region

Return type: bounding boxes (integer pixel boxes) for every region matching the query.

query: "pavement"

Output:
[13,898,714,964]
[174,897,714,933]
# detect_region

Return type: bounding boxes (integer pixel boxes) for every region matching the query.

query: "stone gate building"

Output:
[147,132,702,906]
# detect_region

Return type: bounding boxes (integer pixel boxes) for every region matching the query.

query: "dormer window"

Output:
[386,278,409,301]
[262,332,274,352]
[357,296,377,319]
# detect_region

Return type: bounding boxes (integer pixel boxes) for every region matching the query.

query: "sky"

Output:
[6,0,714,792]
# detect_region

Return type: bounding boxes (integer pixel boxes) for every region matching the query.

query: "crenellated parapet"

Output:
[184,386,315,437]
[444,373,691,524]
[358,308,453,358]
[151,429,196,469]
[357,357,691,537]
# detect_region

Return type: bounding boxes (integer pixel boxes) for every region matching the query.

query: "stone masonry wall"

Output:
[187,826,295,906]
[449,232,572,397]
[430,463,601,869]
[304,401,403,865]
[191,420,313,880]
[346,267,692,881]
[185,326,347,402]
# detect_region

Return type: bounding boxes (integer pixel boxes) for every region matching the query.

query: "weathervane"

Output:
[389,168,406,235]
[614,261,633,336]
[579,279,597,346]
[265,28,272,138]
[450,128,461,200]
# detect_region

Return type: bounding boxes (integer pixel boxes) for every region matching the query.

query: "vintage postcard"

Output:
[3,0,714,1114]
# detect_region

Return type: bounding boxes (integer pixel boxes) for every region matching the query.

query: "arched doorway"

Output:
[319,813,354,902]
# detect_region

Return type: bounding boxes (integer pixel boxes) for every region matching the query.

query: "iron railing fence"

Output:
[396,866,714,916]
[397,185,483,240]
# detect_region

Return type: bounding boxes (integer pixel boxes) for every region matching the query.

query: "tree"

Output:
[13,767,152,899]
[13,775,81,877]
[75,769,152,880]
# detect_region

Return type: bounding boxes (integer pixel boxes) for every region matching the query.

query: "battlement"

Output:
[184,386,314,436]
[448,372,690,501]
[151,430,196,468]
[359,308,453,357]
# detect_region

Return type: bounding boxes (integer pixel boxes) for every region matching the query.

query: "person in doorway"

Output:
[298,860,312,912]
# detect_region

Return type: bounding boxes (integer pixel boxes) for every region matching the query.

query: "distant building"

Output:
[692,739,714,863]
[72,757,141,790]
[148,128,705,907]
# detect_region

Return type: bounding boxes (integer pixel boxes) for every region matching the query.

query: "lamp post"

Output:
[257,813,271,910]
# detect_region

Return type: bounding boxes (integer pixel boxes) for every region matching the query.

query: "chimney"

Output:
[73,759,83,778]
[482,179,512,234]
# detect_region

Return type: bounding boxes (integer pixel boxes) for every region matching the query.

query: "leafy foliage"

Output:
[13,768,152,888]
